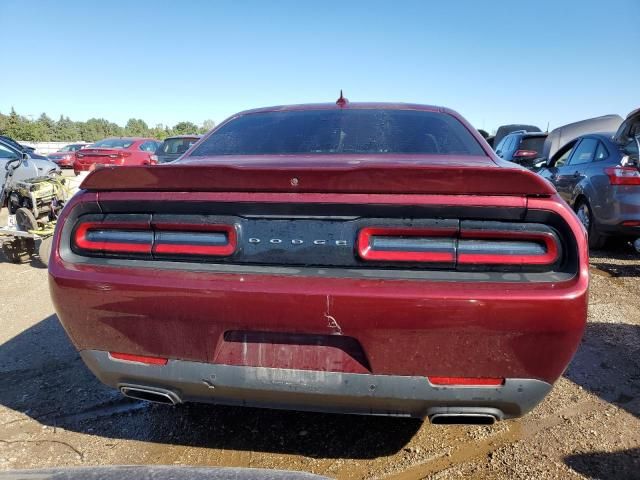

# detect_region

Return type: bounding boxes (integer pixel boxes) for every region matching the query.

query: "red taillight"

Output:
[152,223,237,256]
[357,226,457,263]
[458,229,559,266]
[73,219,237,257]
[622,220,640,227]
[109,352,168,365]
[357,224,559,267]
[513,149,538,158]
[428,377,505,386]
[605,166,640,185]
[74,222,152,254]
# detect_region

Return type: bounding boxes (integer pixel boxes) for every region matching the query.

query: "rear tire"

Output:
[16,207,38,232]
[575,199,606,249]
[38,236,53,267]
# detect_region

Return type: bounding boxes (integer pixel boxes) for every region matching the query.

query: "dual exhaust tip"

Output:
[120,385,503,424]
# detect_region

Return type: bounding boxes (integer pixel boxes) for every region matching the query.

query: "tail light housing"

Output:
[513,149,539,158]
[605,166,640,185]
[357,226,456,263]
[72,216,238,258]
[357,221,561,269]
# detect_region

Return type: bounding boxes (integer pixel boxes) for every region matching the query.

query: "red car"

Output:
[49,101,588,424]
[48,143,88,168]
[73,137,160,174]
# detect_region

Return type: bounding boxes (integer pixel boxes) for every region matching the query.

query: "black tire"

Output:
[1,239,34,264]
[38,236,53,267]
[16,207,38,232]
[575,199,606,249]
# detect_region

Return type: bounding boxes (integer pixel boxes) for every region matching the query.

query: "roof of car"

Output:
[100,137,158,141]
[577,132,615,141]
[237,102,444,116]
[163,135,202,140]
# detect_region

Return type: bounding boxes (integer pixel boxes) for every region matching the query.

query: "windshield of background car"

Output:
[190,109,485,156]
[519,136,546,155]
[91,139,134,149]
[158,137,199,155]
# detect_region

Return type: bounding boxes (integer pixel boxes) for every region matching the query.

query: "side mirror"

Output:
[4,154,22,172]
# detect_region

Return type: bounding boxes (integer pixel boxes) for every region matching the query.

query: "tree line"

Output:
[0,107,215,142]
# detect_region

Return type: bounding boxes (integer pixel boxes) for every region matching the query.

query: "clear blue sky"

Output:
[2,0,638,132]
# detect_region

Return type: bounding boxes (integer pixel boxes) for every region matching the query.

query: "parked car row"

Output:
[489,110,640,249]
[46,135,201,173]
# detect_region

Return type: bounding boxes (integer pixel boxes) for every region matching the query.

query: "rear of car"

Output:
[495,131,547,168]
[48,144,86,168]
[153,135,201,163]
[50,104,588,423]
[73,138,159,174]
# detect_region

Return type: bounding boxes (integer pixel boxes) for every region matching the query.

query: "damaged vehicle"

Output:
[538,109,640,249]
[49,100,589,424]
[0,138,73,264]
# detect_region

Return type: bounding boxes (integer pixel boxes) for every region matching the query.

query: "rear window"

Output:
[91,139,134,149]
[159,137,199,155]
[519,136,546,155]
[190,109,484,156]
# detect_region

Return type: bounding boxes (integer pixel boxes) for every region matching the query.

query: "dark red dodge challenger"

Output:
[49,101,588,424]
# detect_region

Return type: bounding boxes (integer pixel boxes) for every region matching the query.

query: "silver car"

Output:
[0,138,60,208]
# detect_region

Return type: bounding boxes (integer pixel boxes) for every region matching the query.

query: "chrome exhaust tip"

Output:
[429,413,497,425]
[427,407,503,425]
[119,385,181,405]
[633,238,640,254]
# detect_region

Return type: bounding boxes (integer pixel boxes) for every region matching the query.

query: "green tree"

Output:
[172,121,199,135]
[33,113,55,141]
[201,119,216,133]
[124,118,150,137]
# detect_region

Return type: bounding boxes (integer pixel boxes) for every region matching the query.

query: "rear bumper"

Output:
[597,190,640,235]
[81,350,552,419]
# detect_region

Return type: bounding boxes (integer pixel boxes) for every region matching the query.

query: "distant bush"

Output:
[0,107,214,142]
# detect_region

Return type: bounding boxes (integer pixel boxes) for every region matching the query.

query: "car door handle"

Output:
[573,171,580,177]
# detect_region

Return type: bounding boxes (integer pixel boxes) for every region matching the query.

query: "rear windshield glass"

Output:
[158,137,199,155]
[91,139,134,149]
[519,136,546,155]
[190,109,484,156]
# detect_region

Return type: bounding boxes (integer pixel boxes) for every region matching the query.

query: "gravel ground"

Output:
[0,215,638,479]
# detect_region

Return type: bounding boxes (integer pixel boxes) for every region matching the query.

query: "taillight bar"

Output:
[357,226,456,263]
[153,223,237,256]
[458,229,559,265]
[357,223,560,266]
[428,377,505,387]
[73,220,237,257]
[109,352,168,365]
[74,222,152,254]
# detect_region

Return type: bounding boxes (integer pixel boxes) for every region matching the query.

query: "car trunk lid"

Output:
[76,148,129,164]
[80,154,555,196]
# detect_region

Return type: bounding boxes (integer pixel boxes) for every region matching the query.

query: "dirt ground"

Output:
[0,213,639,479]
